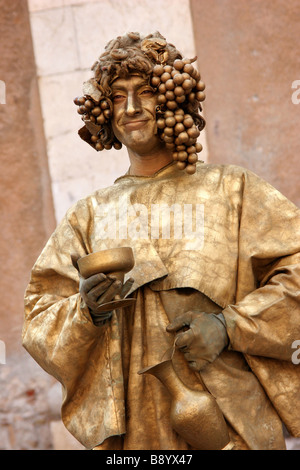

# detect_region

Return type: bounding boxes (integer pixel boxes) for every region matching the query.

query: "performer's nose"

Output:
[126,92,141,116]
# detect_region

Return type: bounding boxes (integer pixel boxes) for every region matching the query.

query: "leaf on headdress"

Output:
[82,78,103,102]
[78,125,91,144]
[141,38,169,64]
[83,119,102,136]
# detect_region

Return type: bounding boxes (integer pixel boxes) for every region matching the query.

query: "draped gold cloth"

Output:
[23,162,300,449]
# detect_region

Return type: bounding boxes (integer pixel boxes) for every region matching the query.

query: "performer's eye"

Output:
[112,94,125,102]
[140,88,154,97]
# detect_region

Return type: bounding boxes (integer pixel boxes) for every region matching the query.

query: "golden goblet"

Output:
[77,247,135,313]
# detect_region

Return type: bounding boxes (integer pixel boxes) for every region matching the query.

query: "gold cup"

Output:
[78,247,135,313]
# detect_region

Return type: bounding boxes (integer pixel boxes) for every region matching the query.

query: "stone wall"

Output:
[190,0,300,207]
[0,0,57,449]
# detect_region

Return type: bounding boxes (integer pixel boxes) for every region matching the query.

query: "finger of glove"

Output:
[87,278,116,302]
[79,273,107,294]
[187,359,208,372]
[120,277,134,298]
[97,279,123,304]
[185,345,219,366]
[174,328,194,350]
[166,311,193,333]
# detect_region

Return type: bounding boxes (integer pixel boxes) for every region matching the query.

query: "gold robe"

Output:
[23,162,300,449]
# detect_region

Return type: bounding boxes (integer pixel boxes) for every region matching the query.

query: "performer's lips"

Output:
[123,119,149,130]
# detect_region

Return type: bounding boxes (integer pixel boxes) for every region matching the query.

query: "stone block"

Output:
[38,69,93,139]
[30,6,79,76]
[49,132,129,221]
[28,0,64,11]
[47,129,128,180]
[190,0,300,206]
[72,0,196,70]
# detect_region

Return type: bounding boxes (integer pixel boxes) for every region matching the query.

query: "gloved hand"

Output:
[166,310,229,371]
[79,273,134,326]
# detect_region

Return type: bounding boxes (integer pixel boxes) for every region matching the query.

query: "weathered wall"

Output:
[190,0,300,207]
[0,0,57,449]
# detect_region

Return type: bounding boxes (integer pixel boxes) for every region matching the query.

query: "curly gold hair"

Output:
[74,31,206,174]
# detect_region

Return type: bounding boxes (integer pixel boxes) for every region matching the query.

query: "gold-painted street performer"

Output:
[23,32,300,450]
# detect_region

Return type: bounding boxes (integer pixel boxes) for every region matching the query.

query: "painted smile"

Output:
[123,119,149,130]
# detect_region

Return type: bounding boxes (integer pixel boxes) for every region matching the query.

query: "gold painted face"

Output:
[111,75,162,155]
